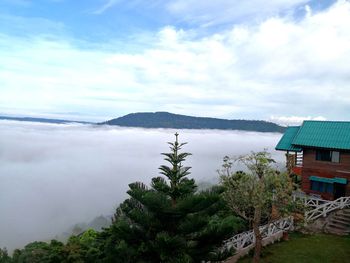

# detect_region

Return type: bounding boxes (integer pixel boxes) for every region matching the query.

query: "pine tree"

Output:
[101,133,243,263]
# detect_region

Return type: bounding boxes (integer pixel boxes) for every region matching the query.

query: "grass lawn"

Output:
[238,232,350,263]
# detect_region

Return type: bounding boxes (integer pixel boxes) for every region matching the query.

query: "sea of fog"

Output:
[0,120,284,251]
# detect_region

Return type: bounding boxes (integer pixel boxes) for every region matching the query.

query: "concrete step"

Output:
[333,214,350,222]
[329,218,350,227]
[332,214,350,222]
[337,211,350,218]
[326,223,349,231]
[325,227,350,235]
[323,208,350,235]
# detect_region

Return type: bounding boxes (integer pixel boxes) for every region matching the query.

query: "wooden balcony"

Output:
[287,151,303,175]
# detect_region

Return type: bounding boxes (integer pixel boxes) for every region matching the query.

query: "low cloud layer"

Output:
[270,115,327,126]
[0,121,284,251]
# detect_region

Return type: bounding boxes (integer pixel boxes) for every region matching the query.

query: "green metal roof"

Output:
[292,121,350,150]
[275,120,350,152]
[275,126,302,152]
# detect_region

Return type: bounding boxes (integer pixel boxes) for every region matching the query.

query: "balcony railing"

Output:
[295,151,303,167]
[287,151,303,175]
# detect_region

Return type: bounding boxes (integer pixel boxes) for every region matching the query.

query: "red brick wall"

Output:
[301,148,350,200]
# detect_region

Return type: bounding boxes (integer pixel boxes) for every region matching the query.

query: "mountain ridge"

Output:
[0,112,286,133]
[0,115,90,124]
[102,111,285,133]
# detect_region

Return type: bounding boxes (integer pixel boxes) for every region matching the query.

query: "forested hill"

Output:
[102,112,286,133]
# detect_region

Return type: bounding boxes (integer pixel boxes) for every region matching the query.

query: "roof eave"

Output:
[292,144,350,152]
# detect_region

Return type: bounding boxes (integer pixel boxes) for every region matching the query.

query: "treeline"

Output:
[0,135,295,263]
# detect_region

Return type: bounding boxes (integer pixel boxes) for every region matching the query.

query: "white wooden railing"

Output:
[292,191,331,209]
[223,217,294,252]
[296,152,303,167]
[222,194,349,255]
[292,192,350,221]
[305,196,350,221]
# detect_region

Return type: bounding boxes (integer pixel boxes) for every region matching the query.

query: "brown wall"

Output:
[301,148,350,200]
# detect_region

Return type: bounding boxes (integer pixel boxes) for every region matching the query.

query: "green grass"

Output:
[238,232,350,263]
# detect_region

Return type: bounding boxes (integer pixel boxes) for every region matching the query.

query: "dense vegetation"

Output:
[103,112,285,133]
[99,133,244,262]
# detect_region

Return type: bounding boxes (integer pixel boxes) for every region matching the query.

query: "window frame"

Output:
[331,151,340,163]
[310,180,333,193]
[315,150,340,163]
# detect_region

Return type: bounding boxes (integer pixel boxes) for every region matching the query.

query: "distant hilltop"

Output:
[102,112,286,133]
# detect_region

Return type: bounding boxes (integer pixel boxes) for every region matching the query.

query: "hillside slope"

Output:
[103,112,285,133]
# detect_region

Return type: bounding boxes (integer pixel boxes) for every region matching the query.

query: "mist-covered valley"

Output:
[0,120,284,251]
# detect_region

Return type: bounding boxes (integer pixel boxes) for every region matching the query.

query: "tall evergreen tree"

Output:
[101,133,243,263]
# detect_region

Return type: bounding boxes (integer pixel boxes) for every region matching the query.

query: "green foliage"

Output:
[219,151,294,223]
[101,134,244,262]
[219,151,296,262]
[63,229,101,263]
[8,230,101,263]
[9,241,64,263]
[290,173,302,189]
[0,248,11,263]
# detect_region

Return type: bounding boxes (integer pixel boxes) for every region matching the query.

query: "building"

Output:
[276,121,350,200]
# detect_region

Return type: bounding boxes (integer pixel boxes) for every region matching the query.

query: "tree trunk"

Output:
[252,207,262,263]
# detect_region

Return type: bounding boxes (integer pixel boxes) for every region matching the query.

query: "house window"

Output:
[316,150,340,163]
[310,180,333,193]
[331,151,340,163]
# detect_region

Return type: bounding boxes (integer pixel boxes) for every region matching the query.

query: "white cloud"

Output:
[270,115,327,126]
[1,1,350,121]
[166,0,310,26]
[92,0,123,15]
[91,0,311,24]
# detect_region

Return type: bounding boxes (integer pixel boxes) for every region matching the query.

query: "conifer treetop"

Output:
[156,133,195,203]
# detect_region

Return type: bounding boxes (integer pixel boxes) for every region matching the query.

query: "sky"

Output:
[0,0,349,124]
[0,120,284,251]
